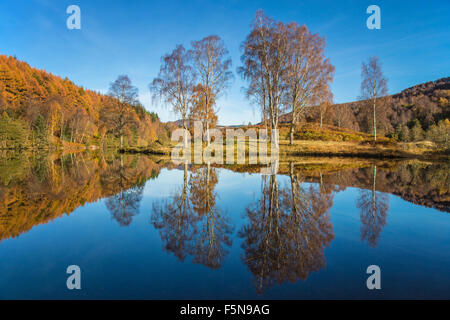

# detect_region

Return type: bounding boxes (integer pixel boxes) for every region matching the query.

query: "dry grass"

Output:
[120,122,449,160]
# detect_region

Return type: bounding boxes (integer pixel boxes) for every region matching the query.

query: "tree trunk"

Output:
[289,121,294,145]
[183,118,188,148]
[372,165,377,217]
[120,135,123,148]
[320,109,323,128]
[205,95,210,147]
[206,119,210,147]
[373,99,377,141]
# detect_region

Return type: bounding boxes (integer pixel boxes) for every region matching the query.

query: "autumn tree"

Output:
[239,10,288,140]
[313,101,334,128]
[283,22,334,144]
[190,35,233,145]
[150,45,196,148]
[189,84,218,131]
[332,103,360,131]
[107,75,139,148]
[360,56,388,141]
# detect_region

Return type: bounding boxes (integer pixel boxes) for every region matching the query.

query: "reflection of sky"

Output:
[0,167,449,299]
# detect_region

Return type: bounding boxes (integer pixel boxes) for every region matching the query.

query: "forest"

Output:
[0,54,171,150]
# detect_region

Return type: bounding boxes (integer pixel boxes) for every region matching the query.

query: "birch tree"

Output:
[360,56,388,141]
[190,35,233,145]
[284,22,334,144]
[150,45,196,148]
[239,10,288,140]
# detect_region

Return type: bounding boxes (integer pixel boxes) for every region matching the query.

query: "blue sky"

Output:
[1,0,449,125]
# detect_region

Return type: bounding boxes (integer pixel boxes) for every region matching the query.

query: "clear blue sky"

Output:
[1,0,449,125]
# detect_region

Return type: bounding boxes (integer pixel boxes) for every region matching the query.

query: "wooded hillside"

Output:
[0,55,169,149]
[277,77,450,149]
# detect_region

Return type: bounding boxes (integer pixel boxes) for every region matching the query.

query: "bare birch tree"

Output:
[284,22,334,144]
[150,45,195,148]
[239,10,288,140]
[107,75,138,148]
[360,56,388,141]
[190,35,233,145]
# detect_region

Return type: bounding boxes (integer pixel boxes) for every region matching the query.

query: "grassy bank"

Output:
[119,123,449,160]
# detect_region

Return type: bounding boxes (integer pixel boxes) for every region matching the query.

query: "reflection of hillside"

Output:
[220,159,449,212]
[302,162,449,213]
[0,153,164,242]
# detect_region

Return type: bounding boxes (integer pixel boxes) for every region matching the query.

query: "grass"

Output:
[119,122,449,160]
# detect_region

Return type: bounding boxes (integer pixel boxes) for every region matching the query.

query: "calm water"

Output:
[0,154,449,299]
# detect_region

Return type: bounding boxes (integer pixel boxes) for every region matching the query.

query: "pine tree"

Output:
[0,111,28,149]
[398,124,410,142]
[410,120,424,141]
[33,114,49,149]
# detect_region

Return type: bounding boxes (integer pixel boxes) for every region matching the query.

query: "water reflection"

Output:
[103,156,146,226]
[0,152,449,297]
[239,164,334,293]
[106,185,144,226]
[0,152,162,241]
[356,165,390,247]
[151,162,233,269]
[151,162,196,262]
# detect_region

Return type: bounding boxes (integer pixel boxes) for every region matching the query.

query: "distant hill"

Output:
[279,77,450,135]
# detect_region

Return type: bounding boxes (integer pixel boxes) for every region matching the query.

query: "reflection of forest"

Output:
[1,153,448,289]
[238,164,335,294]
[0,152,163,242]
[222,160,450,213]
[150,159,448,292]
[152,162,233,269]
[309,161,449,213]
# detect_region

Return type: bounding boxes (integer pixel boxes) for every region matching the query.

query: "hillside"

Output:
[0,55,170,150]
[279,77,450,147]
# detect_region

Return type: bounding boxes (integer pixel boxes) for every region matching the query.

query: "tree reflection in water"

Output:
[105,184,144,226]
[151,162,233,269]
[103,155,145,226]
[152,162,197,261]
[356,165,389,247]
[239,163,334,294]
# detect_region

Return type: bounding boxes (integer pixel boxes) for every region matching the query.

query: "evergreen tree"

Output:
[0,111,28,149]
[410,120,424,141]
[33,114,49,149]
[398,124,410,142]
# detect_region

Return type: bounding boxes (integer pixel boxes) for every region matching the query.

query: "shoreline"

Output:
[118,139,449,161]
